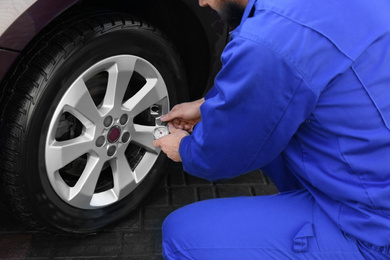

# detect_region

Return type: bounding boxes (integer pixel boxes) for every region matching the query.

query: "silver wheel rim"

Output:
[45,55,169,209]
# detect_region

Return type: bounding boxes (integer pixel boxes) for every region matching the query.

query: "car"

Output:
[0,0,227,234]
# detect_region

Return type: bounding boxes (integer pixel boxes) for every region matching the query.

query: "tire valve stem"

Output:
[150,105,160,116]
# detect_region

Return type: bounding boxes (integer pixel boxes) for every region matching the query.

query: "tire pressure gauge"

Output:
[153,126,169,140]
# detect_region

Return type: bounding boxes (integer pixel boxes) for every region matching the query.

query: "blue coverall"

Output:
[162,0,390,259]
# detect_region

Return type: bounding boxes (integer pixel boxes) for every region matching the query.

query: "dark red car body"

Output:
[0,0,227,97]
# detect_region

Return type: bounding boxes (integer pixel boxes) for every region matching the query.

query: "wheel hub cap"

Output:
[108,126,121,143]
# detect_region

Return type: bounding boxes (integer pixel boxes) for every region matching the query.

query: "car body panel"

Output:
[0,0,78,83]
[0,0,227,95]
[0,0,78,50]
[0,0,37,37]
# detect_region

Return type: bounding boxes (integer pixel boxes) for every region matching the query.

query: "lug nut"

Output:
[120,114,128,125]
[104,116,113,127]
[96,136,105,147]
[150,105,160,116]
[121,132,130,143]
[107,146,116,157]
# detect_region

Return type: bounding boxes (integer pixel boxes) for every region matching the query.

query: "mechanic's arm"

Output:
[169,36,318,181]
[152,86,217,161]
[160,98,205,133]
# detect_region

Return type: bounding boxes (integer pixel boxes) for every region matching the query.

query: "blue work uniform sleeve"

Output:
[179,36,318,181]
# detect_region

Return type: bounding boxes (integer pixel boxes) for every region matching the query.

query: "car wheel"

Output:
[0,11,188,233]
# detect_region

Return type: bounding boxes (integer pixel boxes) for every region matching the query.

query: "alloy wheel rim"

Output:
[45,55,169,209]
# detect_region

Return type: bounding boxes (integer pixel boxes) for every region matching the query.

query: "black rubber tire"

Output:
[0,10,188,233]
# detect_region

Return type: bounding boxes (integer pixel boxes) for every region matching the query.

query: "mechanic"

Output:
[153,0,390,259]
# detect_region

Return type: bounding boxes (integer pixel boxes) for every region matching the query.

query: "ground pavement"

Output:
[0,162,278,260]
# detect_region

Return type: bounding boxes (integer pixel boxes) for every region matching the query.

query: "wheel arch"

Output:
[71,0,228,99]
[0,0,79,84]
[0,0,227,99]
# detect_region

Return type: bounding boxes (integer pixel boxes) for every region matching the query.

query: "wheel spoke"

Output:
[133,151,159,183]
[102,57,136,109]
[68,156,104,206]
[124,78,167,117]
[111,154,137,198]
[46,136,94,173]
[60,78,102,126]
[131,124,159,152]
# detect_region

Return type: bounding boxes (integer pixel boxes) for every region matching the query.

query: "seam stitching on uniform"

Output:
[255,8,354,61]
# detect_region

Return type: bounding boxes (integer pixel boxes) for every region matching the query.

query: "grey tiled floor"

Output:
[0,163,278,259]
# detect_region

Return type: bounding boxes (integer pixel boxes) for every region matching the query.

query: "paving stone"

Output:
[197,186,217,201]
[166,163,186,186]
[0,234,31,259]
[52,232,121,258]
[109,209,142,232]
[185,173,213,185]
[122,231,162,256]
[47,257,115,260]
[216,185,254,197]
[56,258,118,260]
[170,186,197,206]
[253,184,279,196]
[0,163,277,259]
[215,169,265,184]
[146,185,169,206]
[27,234,56,257]
[143,206,178,230]
[124,256,164,260]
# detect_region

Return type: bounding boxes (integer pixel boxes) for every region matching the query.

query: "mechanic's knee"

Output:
[162,204,201,259]
[162,209,186,258]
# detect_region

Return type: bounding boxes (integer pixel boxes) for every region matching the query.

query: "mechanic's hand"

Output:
[153,123,190,162]
[160,98,204,133]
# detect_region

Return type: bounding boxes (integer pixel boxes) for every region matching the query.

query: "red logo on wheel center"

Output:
[108,126,121,143]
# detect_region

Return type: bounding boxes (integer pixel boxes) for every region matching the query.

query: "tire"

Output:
[0,10,188,233]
